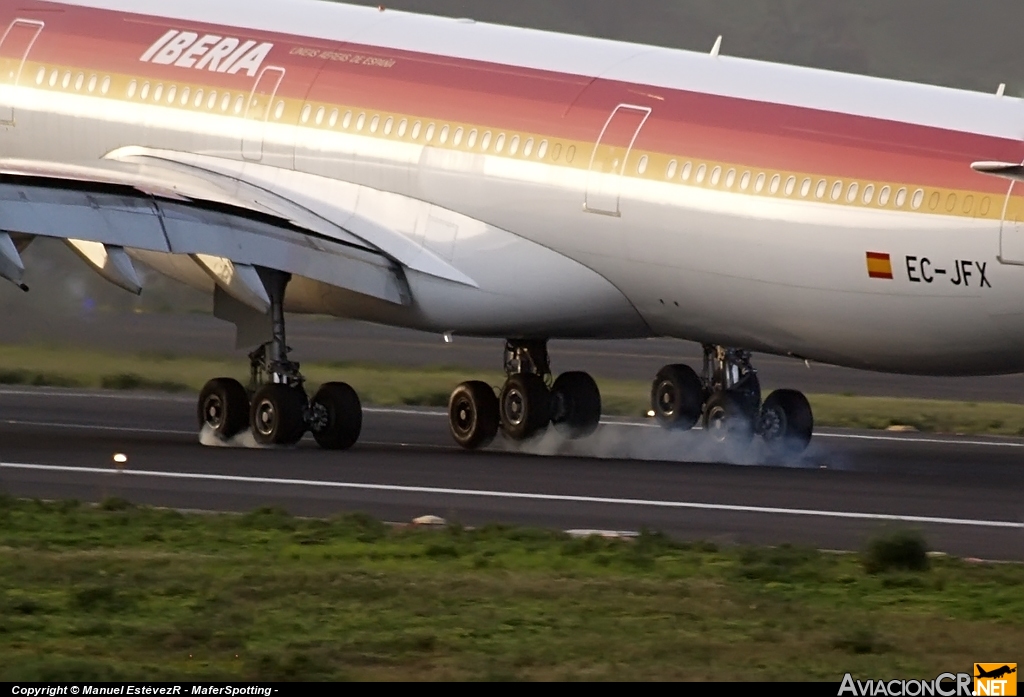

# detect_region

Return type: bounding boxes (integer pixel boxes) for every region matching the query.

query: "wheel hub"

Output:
[255,400,276,436]
[454,398,474,432]
[504,390,525,426]
[307,402,329,434]
[759,407,785,440]
[706,406,729,442]
[657,382,676,414]
[203,395,224,428]
[549,391,568,423]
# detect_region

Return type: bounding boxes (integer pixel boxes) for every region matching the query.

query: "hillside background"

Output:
[345,0,1023,92]
[5,0,1022,324]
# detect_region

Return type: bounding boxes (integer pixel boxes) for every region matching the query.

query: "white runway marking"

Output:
[5,419,195,435]
[2,461,1020,530]
[814,431,1024,448]
[364,407,448,417]
[0,387,193,402]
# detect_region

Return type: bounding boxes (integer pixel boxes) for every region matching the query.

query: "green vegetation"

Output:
[0,497,1021,680]
[805,394,1024,437]
[2,343,1024,436]
[863,531,931,575]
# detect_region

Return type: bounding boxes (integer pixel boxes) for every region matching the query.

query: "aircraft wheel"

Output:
[702,390,755,445]
[197,377,250,439]
[651,364,703,431]
[251,383,307,446]
[310,382,362,451]
[499,373,550,441]
[448,381,499,450]
[551,371,601,439]
[735,373,762,417]
[758,389,813,455]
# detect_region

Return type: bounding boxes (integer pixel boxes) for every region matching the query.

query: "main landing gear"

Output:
[447,339,602,450]
[650,344,813,455]
[197,270,362,449]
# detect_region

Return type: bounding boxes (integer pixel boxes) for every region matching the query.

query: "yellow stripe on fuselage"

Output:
[5,55,1012,223]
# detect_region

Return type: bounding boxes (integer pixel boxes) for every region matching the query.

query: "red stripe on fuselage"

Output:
[9,1,1023,194]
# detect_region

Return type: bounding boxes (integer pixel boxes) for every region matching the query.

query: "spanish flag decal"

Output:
[866,252,894,279]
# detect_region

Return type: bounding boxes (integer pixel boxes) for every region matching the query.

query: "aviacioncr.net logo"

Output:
[839,673,973,696]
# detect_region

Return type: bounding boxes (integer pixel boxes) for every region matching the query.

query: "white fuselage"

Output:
[2,0,1024,375]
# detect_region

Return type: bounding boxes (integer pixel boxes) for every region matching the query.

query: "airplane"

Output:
[1,0,1023,456]
[976,666,1017,680]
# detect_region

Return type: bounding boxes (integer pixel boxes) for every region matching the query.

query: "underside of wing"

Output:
[0,157,412,311]
[0,150,649,341]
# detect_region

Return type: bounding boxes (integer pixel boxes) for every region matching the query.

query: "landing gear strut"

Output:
[197,269,362,449]
[651,344,813,454]
[447,339,601,450]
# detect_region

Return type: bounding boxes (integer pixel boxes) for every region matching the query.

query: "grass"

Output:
[1,343,1023,436]
[0,497,1021,680]
[805,394,1024,437]
[863,531,930,575]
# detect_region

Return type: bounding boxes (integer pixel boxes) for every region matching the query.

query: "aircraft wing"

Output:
[0,150,478,313]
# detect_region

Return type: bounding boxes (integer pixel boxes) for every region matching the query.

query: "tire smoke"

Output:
[494,421,826,468]
[199,425,270,449]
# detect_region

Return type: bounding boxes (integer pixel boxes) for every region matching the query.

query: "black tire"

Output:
[197,377,250,438]
[758,389,814,455]
[734,372,762,416]
[250,383,307,446]
[499,373,551,441]
[311,382,362,451]
[702,390,755,445]
[448,381,500,450]
[651,364,703,431]
[551,371,601,439]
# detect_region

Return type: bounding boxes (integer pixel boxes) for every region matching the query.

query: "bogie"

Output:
[652,345,814,455]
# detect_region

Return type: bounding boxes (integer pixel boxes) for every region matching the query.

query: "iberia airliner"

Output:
[1,0,1022,454]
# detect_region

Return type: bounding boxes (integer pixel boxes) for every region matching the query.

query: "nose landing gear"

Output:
[197,269,363,450]
[650,344,813,454]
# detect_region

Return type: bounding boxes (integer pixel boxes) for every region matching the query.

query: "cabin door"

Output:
[584,104,651,217]
[999,175,1024,265]
[0,19,45,126]
[242,66,285,161]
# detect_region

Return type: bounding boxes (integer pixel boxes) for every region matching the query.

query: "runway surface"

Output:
[0,387,1021,561]
[4,310,1024,403]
